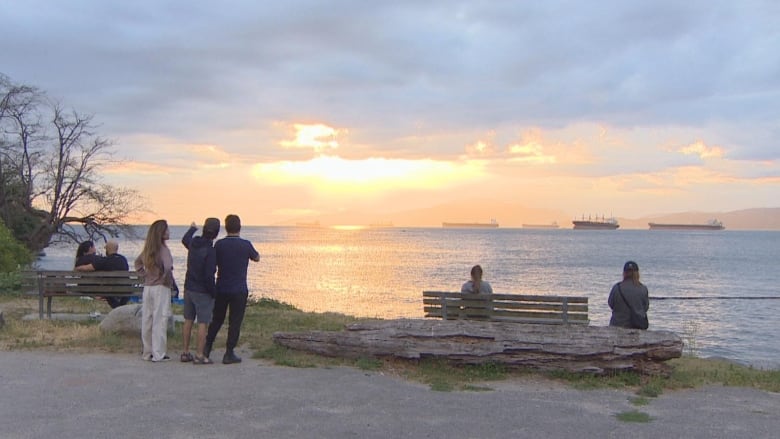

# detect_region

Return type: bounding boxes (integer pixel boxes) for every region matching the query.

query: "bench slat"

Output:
[423,291,588,303]
[423,290,589,325]
[422,298,588,313]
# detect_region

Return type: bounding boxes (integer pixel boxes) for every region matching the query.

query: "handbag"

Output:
[617,283,649,329]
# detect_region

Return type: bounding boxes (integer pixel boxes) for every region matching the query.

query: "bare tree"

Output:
[1,74,144,251]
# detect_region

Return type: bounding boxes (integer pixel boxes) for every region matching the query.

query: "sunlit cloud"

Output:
[103,161,174,175]
[252,155,484,192]
[507,130,557,164]
[189,144,232,168]
[280,123,344,152]
[678,141,725,159]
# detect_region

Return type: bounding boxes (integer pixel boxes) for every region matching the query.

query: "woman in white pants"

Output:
[134,219,175,362]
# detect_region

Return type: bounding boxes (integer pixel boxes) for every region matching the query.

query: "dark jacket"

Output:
[182,226,217,297]
[608,279,650,328]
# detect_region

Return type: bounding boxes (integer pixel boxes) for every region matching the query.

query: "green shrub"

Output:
[0,219,32,273]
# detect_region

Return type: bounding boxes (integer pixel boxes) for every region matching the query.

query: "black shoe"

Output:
[223,351,242,364]
[204,341,212,359]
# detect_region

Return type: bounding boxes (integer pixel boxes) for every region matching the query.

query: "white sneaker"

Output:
[152,355,171,363]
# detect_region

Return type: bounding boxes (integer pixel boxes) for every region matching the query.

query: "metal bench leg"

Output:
[37,275,44,319]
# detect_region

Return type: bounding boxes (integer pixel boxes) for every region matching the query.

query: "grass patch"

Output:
[666,357,780,393]
[629,396,650,406]
[545,369,641,390]
[637,380,664,397]
[462,384,494,392]
[429,378,455,392]
[401,359,510,391]
[615,410,652,423]
[355,357,383,371]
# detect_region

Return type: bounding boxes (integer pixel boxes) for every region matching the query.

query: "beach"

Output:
[1,351,777,438]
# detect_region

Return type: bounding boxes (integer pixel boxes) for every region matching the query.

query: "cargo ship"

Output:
[572,215,619,230]
[442,219,499,228]
[522,221,560,229]
[648,219,725,231]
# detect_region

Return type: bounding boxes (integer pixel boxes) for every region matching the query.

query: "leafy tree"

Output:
[1,73,143,251]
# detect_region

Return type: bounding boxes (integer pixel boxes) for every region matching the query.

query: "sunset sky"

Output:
[2,1,778,225]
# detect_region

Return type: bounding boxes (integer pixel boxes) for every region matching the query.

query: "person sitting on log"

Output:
[608,260,650,329]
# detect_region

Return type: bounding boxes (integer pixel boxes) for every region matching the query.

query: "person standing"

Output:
[75,240,131,308]
[134,220,175,362]
[608,261,650,329]
[204,214,259,364]
[461,265,494,294]
[180,218,220,365]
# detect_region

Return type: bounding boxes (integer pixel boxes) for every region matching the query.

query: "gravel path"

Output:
[1,351,777,438]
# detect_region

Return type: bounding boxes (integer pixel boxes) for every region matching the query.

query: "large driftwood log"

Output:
[273,319,683,375]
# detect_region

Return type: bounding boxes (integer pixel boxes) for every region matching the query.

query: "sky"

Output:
[1,0,778,225]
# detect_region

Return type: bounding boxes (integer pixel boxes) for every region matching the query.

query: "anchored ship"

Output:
[572,215,619,230]
[648,219,725,231]
[442,218,499,228]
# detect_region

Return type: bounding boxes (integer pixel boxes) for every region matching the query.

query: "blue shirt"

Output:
[215,235,259,294]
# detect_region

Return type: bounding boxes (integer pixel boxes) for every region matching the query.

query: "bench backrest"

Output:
[22,270,145,296]
[423,291,588,324]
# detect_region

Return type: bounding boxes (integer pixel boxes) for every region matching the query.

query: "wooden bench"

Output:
[22,270,144,319]
[423,291,588,324]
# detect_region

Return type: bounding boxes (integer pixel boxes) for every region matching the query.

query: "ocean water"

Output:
[37,226,780,369]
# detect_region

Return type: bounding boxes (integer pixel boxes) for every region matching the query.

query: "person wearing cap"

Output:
[608,261,650,329]
[180,218,221,364]
[75,240,131,308]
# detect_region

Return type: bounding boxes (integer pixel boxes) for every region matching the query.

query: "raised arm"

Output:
[181,222,197,249]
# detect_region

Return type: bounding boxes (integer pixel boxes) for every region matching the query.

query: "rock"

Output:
[99,304,176,335]
[273,319,684,375]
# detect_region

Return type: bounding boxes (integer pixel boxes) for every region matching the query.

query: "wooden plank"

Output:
[423,291,588,304]
[424,298,589,313]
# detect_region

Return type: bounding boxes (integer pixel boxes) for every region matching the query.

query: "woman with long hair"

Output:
[461,264,493,294]
[74,240,97,267]
[134,219,175,362]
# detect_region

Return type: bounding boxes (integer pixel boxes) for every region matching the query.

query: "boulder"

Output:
[273,319,684,375]
[99,304,175,335]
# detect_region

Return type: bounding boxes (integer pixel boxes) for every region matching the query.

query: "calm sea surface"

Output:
[38,226,780,369]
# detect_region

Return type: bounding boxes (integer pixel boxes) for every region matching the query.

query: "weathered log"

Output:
[273,319,683,375]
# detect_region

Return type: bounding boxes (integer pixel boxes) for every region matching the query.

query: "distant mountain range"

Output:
[279,202,780,231]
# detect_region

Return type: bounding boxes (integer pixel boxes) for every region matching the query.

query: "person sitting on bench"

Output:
[75,240,131,308]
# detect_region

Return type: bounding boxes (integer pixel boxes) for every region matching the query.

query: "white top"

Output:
[461,280,493,294]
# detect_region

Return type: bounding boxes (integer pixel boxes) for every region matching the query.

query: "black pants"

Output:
[206,293,248,351]
[106,296,130,309]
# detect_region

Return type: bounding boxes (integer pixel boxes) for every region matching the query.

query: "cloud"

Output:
[252,154,484,192]
[678,141,725,160]
[280,123,343,152]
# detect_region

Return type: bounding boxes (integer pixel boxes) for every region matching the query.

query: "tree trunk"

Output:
[273,319,683,375]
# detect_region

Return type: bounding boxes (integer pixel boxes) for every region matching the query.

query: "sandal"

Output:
[180,352,194,363]
[193,355,214,365]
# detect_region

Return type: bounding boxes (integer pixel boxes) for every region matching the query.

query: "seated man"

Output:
[75,240,131,308]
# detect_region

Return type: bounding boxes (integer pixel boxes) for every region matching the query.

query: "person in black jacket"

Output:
[180,218,220,364]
